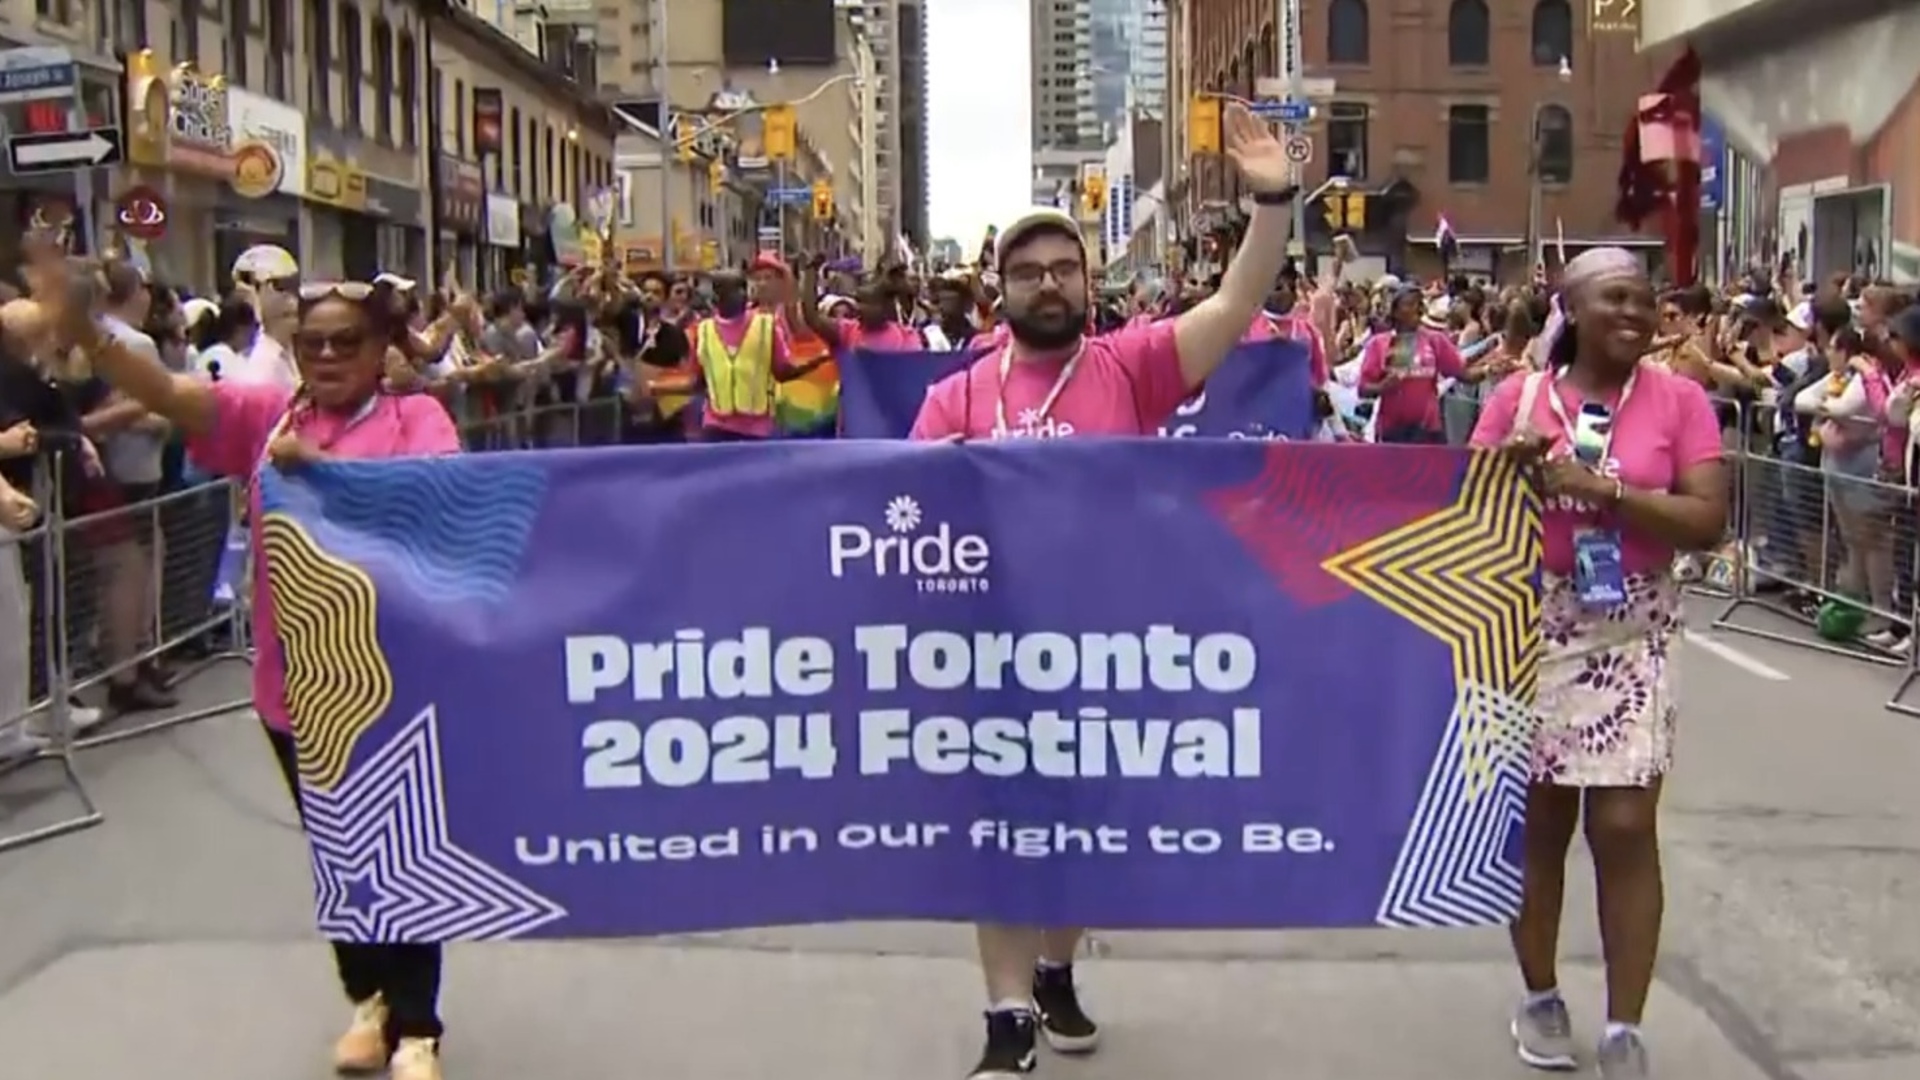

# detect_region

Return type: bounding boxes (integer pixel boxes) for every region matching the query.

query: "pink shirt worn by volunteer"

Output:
[1359,326,1465,434]
[909,318,1189,440]
[695,312,793,438]
[188,382,462,732]
[834,316,922,352]
[1243,310,1330,387]
[1468,364,1721,578]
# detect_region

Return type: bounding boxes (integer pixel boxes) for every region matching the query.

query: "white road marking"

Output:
[1681,628,1791,681]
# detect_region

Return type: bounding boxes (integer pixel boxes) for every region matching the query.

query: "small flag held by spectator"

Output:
[1435,214,1459,271]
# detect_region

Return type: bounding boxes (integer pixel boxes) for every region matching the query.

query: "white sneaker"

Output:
[0,728,47,762]
[66,703,105,732]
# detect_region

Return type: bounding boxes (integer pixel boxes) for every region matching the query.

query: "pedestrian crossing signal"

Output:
[811,179,833,221]
[1083,173,1107,215]
[708,159,725,194]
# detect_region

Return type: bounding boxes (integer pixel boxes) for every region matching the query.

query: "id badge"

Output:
[1572,528,1628,610]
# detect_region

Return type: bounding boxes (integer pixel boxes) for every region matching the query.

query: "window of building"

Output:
[113,0,147,52]
[1531,0,1573,68]
[453,80,466,158]
[308,0,330,121]
[372,18,394,145]
[1327,0,1369,65]
[1447,0,1489,67]
[1447,104,1491,184]
[1536,104,1573,184]
[341,3,364,132]
[430,69,443,156]
[543,126,556,202]
[509,106,524,195]
[397,32,417,148]
[35,0,73,27]
[1326,102,1369,179]
[265,0,289,99]
[225,0,248,86]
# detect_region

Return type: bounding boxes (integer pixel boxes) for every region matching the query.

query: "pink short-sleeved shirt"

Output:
[1469,364,1722,576]
[188,382,462,732]
[908,319,1189,440]
[695,312,794,438]
[1360,326,1466,434]
[1243,311,1330,387]
[835,317,922,352]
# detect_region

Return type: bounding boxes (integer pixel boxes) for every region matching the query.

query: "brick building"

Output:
[1183,0,1669,278]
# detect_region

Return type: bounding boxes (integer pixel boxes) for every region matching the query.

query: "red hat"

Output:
[749,253,789,275]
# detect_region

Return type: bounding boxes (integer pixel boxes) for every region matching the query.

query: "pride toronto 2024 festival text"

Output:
[511,624,1334,867]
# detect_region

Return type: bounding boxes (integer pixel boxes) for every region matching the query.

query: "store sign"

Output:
[485,193,519,249]
[228,88,306,198]
[115,185,168,240]
[437,155,484,235]
[167,67,233,176]
[473,88,503,156]
[308,156,369,212]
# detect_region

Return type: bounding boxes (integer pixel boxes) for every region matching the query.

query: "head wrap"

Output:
[1538,247,1645,363]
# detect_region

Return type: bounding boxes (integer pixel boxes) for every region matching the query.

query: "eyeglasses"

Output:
[1003,259,1085,289]
[298,281,378,302]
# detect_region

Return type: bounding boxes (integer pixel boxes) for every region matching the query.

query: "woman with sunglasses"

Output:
[37,265,460,1080]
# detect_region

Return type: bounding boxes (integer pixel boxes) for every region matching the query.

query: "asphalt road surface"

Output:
[0,597,1915,1079]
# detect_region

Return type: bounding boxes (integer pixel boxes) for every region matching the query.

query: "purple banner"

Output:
[259,441,1540,941]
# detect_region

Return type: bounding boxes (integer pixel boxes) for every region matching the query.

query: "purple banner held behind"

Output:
[259,440,1540,941]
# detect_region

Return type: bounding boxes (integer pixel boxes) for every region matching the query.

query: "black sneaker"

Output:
[1031,964,1100,1053]
[968,1010,1037,1079]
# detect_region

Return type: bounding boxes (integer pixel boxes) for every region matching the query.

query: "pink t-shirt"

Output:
[188,383,462,732]
[1243,310,1330,387]
[835,317,922,352]
[694,312,793,438]
[1360,326,1465,434]
[908,319,1188,440]
[1468,365,1722,576]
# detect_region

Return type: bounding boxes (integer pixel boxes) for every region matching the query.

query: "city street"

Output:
[0,597,1915,1079]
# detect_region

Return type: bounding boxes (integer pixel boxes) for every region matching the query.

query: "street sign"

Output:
[8,127,123,174]
[1284,135,1313,164]
[611,99,662,131]
[768,186,812,205]
[1250,99,1312,125]
[0,46,76,104]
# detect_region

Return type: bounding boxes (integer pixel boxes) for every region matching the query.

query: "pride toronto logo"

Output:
[827,495,991,594]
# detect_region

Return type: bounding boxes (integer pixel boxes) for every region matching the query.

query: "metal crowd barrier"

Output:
[1441,386,1920,714]
[1,459,252,853]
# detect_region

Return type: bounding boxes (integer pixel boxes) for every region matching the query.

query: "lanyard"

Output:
[993,341,1083,436]
[258,393,383,472]
[1543,365,1638,466]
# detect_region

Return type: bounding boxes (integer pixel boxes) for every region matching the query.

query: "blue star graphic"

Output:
[299,707,568,942]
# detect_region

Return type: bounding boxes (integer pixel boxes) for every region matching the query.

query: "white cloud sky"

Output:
[926,0,1033,249]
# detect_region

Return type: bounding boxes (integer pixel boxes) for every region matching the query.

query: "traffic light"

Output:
[763,104,796,161]
[1188,96,1222,155]
[1320,192,1368,231]
[811,178,833,221]
[708,158,725,194]
[1082,173,1108,217]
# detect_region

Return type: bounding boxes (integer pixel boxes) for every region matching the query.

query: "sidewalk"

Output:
[0,664,1780,1079]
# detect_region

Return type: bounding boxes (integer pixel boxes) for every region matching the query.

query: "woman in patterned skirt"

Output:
[1469,249,1730,1079]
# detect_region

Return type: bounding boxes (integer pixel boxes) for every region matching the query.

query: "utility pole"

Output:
[855,29,880,263]
[1280,0,1304,256]
[654,0,674,270]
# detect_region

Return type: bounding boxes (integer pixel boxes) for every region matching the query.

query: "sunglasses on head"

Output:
[298,281,379,302]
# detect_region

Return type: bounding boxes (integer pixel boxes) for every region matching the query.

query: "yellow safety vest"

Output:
[697,314,776,418]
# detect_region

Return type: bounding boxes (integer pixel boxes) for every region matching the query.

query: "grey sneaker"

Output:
[1510,995,1578,1070]
[1597,1028,1650,1078]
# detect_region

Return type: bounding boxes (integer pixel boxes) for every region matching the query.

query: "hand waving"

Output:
[1221,102,1296,194]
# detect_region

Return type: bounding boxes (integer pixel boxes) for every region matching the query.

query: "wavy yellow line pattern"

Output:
[1320,453,1542,797]
[261,513,395,792]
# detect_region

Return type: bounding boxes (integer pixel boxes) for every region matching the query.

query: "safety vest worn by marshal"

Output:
[696,313,778,420]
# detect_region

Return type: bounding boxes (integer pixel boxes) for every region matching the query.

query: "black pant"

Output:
[265,724,445,1040]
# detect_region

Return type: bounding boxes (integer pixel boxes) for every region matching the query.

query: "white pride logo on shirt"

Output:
[827,495,992,594]
[995,406,1078,440]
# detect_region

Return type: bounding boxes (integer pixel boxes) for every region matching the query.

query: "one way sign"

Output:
[7,127,122,174]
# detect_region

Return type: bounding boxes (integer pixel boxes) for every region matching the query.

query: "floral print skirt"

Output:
[1533,572,1680,788]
